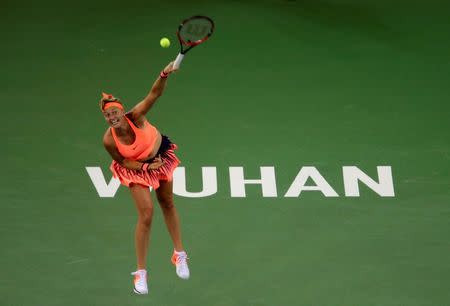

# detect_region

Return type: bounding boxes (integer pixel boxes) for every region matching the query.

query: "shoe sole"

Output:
[133,287,148,295]
[177,274,190,280]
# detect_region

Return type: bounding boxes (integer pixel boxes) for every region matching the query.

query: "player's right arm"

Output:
[129,61,177,121]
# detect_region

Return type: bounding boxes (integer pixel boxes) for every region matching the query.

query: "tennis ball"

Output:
[160,37,170,48]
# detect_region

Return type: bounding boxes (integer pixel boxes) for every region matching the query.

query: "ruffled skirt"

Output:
[110,137,180,189]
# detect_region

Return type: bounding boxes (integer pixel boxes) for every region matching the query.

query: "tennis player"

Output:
[100,61,189,295]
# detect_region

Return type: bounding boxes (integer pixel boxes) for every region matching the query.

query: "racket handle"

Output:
[173,53,184,69]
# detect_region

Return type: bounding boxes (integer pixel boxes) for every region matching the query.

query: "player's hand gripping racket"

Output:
[173,15,215,69]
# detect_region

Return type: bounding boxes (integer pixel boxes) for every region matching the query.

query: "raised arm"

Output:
[130,61,178,119]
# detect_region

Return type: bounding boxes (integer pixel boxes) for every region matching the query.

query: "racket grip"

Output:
[173,53,184,69]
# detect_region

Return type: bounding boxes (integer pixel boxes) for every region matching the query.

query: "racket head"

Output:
[176,15,215,48]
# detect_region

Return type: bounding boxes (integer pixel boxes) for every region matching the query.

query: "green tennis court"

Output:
[1,0,449,305]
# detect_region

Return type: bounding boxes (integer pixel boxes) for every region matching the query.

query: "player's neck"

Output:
[114,120,132,135]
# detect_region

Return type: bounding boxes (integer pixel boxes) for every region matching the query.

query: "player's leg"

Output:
[155,179,184,251]
[156,179,190,279]
[129,183,154,293]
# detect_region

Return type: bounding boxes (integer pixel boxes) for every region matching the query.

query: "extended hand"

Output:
[163,61,178,74]
[147,155,164,170]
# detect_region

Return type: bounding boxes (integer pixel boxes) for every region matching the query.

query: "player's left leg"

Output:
[156,179,190,279]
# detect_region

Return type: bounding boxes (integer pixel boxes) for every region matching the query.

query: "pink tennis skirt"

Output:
[110,143,180,189]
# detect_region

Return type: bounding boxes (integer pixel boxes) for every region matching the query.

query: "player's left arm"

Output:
[130,61,177,119]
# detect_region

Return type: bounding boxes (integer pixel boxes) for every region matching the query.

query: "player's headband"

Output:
[101,92,124,111]
[103,102,124,110]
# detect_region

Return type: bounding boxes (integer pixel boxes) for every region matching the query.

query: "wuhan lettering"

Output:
[86,166,395,198]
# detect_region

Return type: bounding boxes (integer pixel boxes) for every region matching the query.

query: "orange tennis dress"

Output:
[109,116,180,189]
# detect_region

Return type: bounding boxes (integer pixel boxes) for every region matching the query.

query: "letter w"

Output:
[86,167,121,197]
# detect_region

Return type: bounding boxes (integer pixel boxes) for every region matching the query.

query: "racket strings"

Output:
[179,19,213,45]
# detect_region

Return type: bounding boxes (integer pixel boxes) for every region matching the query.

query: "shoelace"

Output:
[176,253,189,267]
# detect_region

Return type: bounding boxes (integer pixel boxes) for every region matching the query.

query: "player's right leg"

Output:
[129,184,154,294]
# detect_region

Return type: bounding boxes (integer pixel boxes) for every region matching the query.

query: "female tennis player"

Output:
[100,61,189,295]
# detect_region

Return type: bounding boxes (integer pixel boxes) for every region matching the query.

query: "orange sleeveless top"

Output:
[111,116,159,161]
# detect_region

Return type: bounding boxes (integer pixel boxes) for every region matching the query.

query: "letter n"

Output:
[343,166,395,197]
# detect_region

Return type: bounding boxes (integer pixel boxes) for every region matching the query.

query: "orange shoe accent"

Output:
[171,251,188,264]
[171,252,177,265]
[134,274,140,284]
[171,251,190,279]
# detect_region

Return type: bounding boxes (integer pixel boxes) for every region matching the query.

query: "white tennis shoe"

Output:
[131,269,148,294]
[171,251,190,280]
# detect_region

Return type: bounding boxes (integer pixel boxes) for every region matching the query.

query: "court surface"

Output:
[1,0,449,305]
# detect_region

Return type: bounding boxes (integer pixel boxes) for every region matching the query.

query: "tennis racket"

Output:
[173,15,215,69]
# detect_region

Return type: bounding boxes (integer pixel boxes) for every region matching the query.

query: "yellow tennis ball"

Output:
[160,37,170,48]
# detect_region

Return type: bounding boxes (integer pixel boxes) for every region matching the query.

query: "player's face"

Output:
[103,107,124,128]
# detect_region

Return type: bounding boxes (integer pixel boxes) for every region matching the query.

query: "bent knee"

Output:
[158,198,175,210]
[138,208,153,226]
